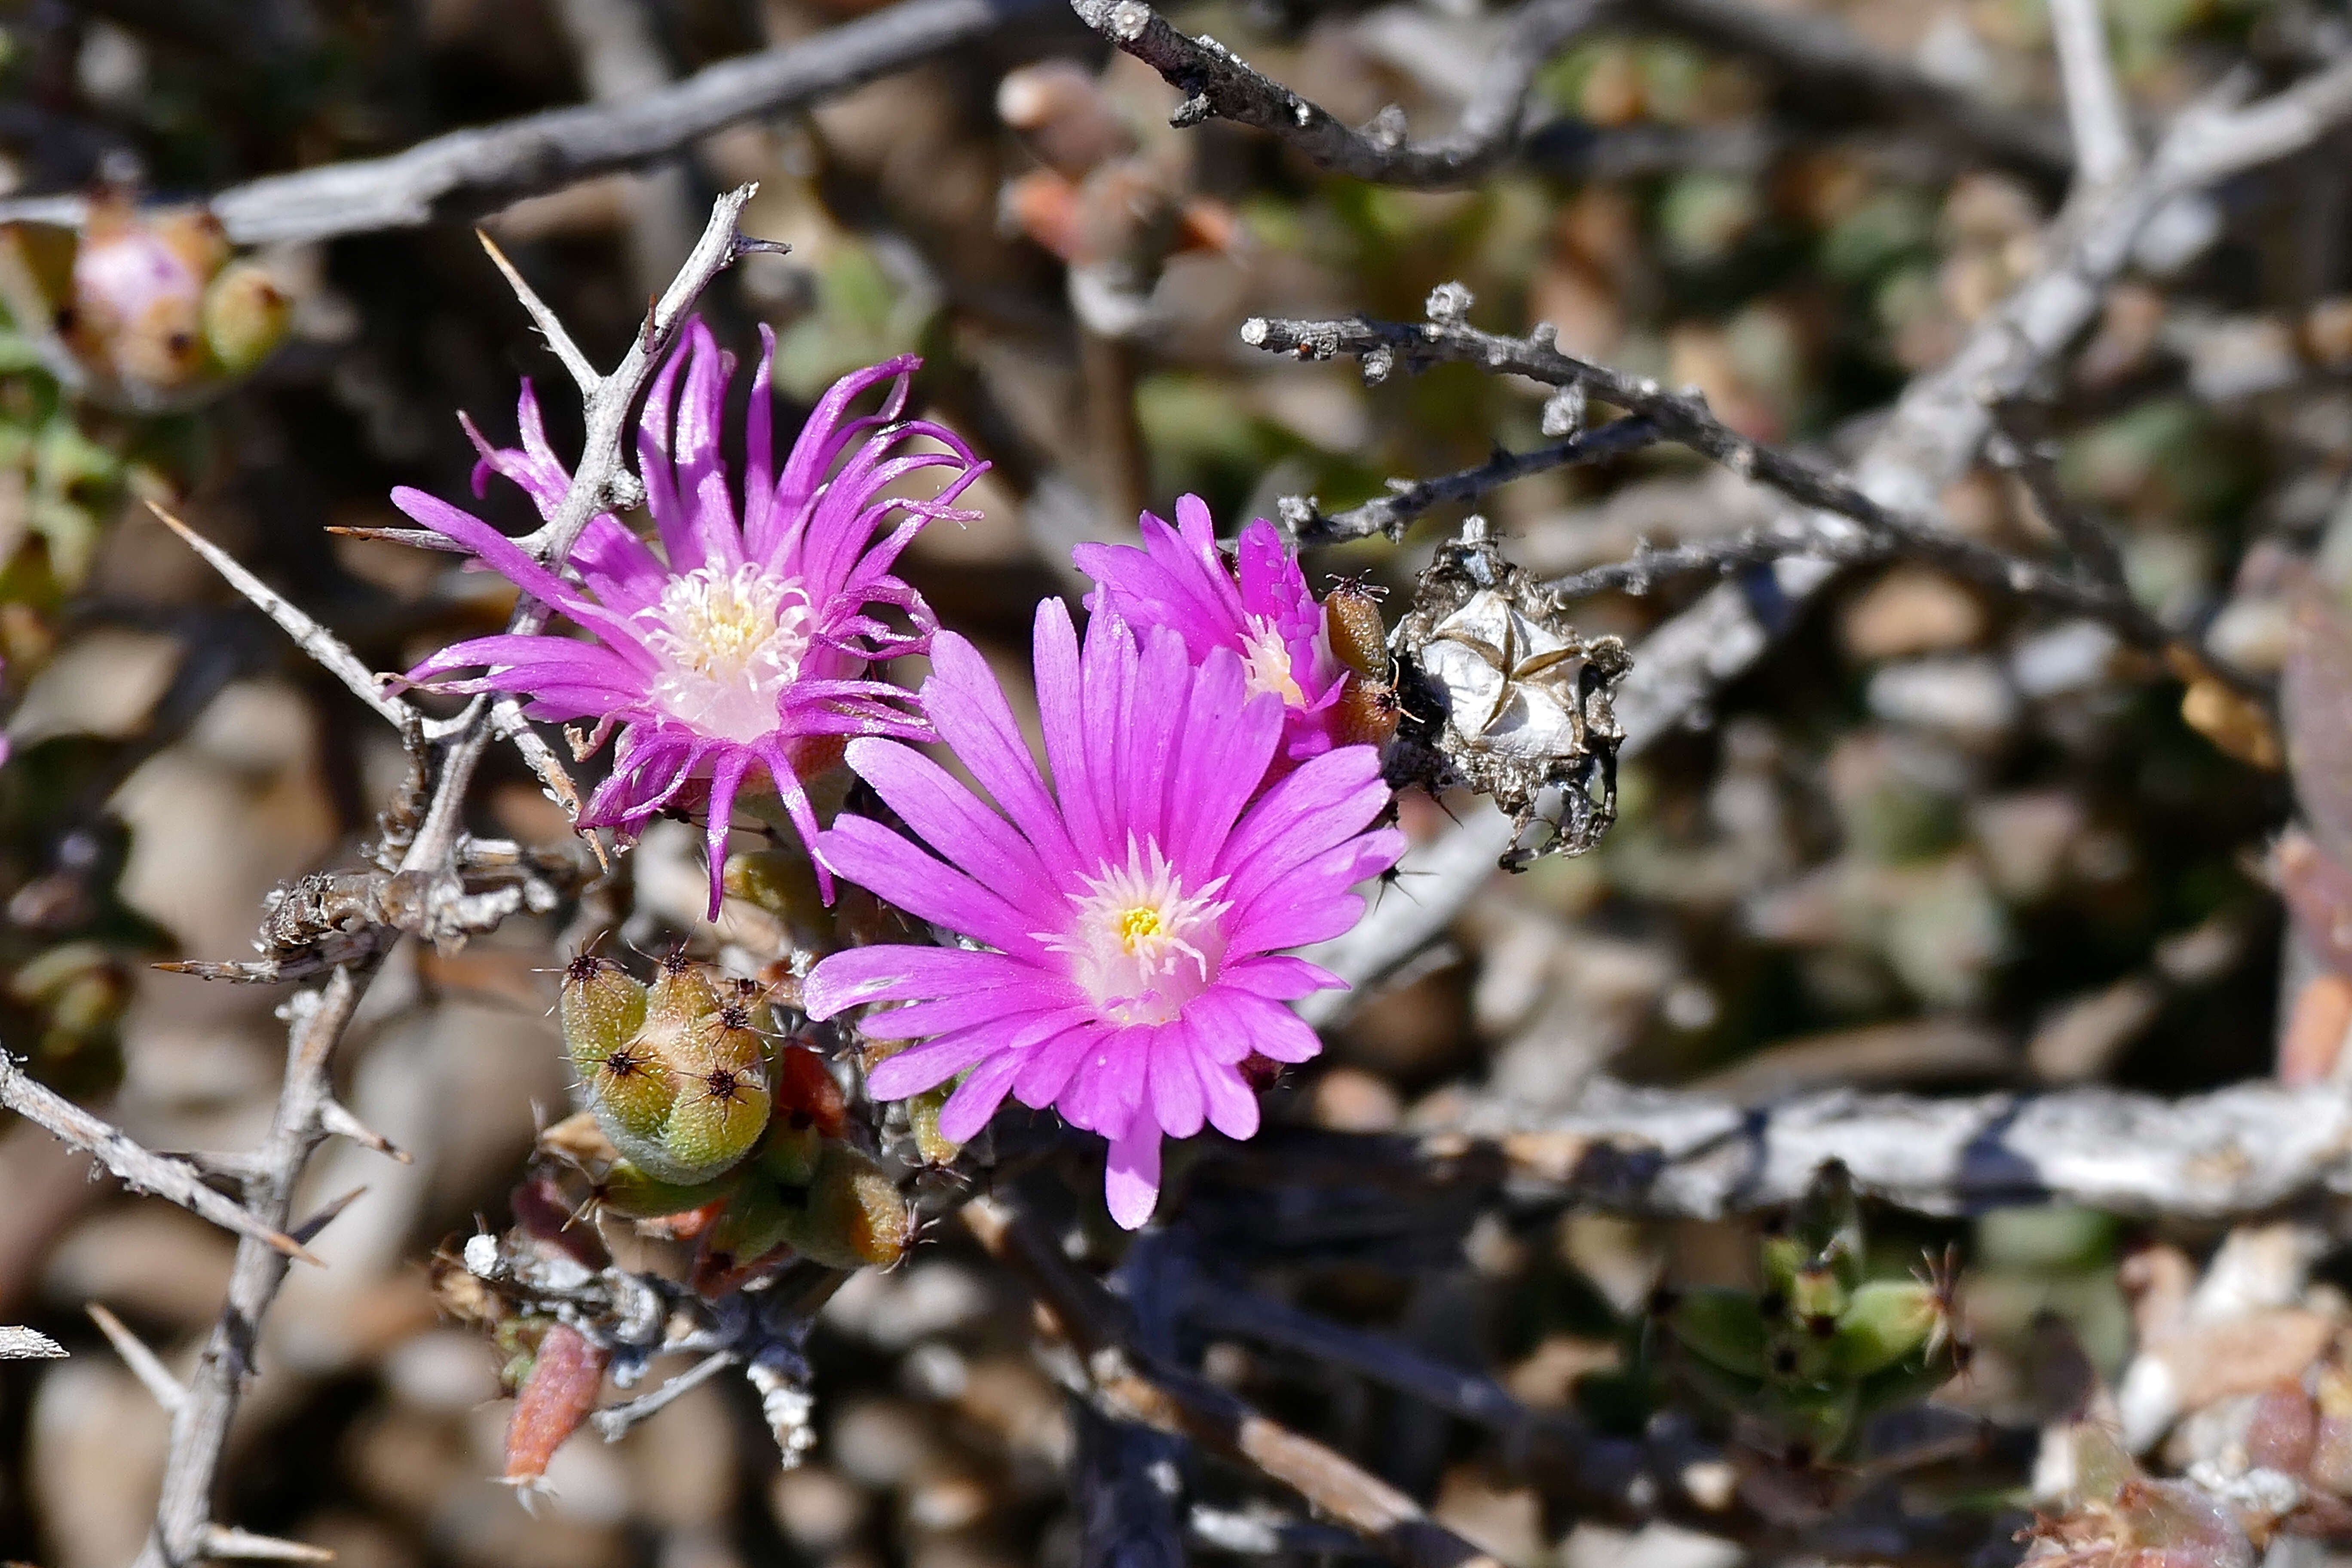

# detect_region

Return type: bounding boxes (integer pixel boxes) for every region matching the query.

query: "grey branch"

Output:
[1282,419,1660,545]
[0,1325,65,1360]
[1415,1076,2352,1220]
[1628,0,2069,180]
[1247,300,2250,687]
[1271,54,2352,1011]
[2048,0,2137,186]
[0,1052,315,1263]
[0,0,1051,245]
[140,966,371,1568]
[1071,0,1601,187]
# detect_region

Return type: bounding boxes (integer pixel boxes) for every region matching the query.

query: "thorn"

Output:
[322,525,469,552]
[196,1524,335,1562]
[289,1185,368,1246]
[731,234,791,259]
[476,229,600,396]
[86,1304,185,1410]
[320,1099,412,1164]
[150,502,418,737]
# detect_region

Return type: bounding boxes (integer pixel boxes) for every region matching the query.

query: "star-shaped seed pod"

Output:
[1390,516,1632,869]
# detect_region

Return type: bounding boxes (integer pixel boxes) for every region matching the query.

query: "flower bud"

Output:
[1825,1279,1943,1378]
[695,1180,796,1293]
[907,1080,959,1166]
[594,1157,736,1221]
[725,847,828,932]
[503,1321,607,1483]
[786,1143,910,1271]
[1662,1286,1771,1379]
[1332,677,1403,751]
[1323,582,1389,681]
[758,1122,825,1190]
[559,955,648,1072]
[201,262,291,377]
[772,1043,848,1141]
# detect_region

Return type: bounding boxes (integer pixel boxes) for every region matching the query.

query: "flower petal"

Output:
[1103,1116,1163,1230]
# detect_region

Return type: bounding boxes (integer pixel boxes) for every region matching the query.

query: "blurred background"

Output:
[0,0,2346,1562]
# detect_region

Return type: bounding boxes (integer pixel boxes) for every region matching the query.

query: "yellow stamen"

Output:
[1118,908,1163,951]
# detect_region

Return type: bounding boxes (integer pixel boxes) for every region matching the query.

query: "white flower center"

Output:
[640,562,814,743]
[1043,839,1231,1026]
[1240,614,1305,707]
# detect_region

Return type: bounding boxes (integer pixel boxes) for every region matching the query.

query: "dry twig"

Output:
[1412,1076,2352,1221]
[1273,53,2352,1011]
[1069,0,1600,187]
[0,0,1051,245]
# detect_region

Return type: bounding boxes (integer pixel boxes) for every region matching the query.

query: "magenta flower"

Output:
[1074,495,1350,770]
[801,598,1404,1228]
[400,322,986,916]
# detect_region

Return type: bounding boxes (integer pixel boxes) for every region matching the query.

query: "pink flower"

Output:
[401,321,986,917]
[802,598,1403,1228]
[1073,495,1350,770]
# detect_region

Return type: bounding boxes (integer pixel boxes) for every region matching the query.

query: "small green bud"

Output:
[1787,1262,1848,1324]
[199,262,291,377]
[656,1055,772,1178]
[1662,1286,1771,1379]
[594,1158,736,1221]
[758,1121,824,1190]
[907,1080,959,1166]
[1825,1279,1942,1378]
[639,952,723,1063]
[697,1179,796,1289]
[560,954,648,1075]
[782,1144,911,1271]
